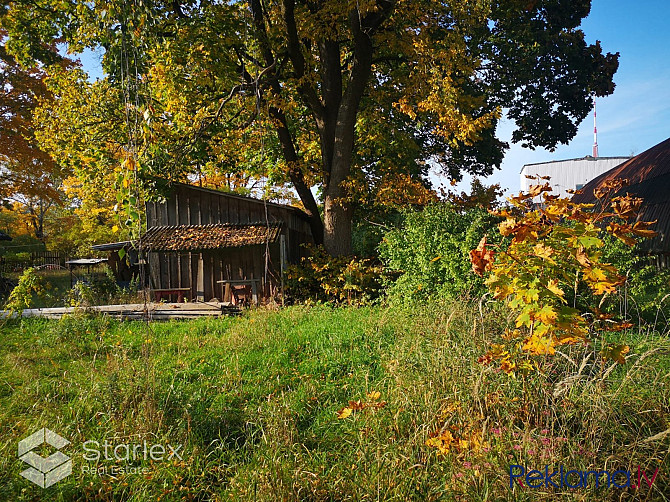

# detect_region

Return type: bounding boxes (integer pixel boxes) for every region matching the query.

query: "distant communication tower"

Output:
[592,97,599,158]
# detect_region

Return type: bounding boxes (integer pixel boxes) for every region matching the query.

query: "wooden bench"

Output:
[217,279,260,306]
[151,288,191,303]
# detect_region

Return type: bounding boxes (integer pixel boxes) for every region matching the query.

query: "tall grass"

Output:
[0,302,668,501]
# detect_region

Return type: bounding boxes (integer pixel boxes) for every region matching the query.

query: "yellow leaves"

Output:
[425,427,486,456]
[545,280,564,300]
[522,334,556,355]
[112,225,119,233]
[337,391,386,419]
[533,243,554,262]
[337,407,352,419]
[425,430,454,454]
[535,305,557,324]
[393,97,417,120]
[469,235,495,276]
[367,390,381,400]
[430,255,441,262]
[591,280,618,296]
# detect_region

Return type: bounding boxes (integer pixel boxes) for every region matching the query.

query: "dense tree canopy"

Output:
[1,0,618,255]
[0,29,68,238]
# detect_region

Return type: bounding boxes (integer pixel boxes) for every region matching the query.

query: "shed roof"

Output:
[572,137,670,253]
[66,258,108,265]
[140,222,282,252]
[90,240,133,252]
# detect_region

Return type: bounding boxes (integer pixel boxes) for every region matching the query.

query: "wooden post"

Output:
[196,253,205,302]
[280,234,286,306]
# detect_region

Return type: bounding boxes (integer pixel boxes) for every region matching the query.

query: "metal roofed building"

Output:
[572,137,670,264]
[520,156,630,200]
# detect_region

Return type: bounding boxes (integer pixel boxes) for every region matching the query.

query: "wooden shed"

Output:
[141,183,314,302]
[92,183,313,302]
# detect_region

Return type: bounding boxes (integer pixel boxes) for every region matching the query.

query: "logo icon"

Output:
[18,428,71,488]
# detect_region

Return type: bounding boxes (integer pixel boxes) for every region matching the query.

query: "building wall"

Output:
[147,243,281,301]
[145,184,310,301]
[145,183,313,263]
[520,157,629,200]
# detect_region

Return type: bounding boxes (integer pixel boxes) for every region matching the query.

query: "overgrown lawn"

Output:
[0,303,668,500]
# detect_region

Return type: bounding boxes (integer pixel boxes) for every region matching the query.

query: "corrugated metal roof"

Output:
[140,222,282,252]
[572,137,670,253]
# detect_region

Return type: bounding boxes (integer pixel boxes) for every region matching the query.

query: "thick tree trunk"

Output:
[275,0,391,255]
[323,188,353,256]
[320,12,375,256]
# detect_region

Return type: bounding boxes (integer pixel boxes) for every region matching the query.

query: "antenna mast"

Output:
[592,97,599,158]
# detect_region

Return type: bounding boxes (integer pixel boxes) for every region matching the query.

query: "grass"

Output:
[0,301,669,501]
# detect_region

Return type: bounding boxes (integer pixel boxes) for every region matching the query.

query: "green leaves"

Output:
[473,178,657,374]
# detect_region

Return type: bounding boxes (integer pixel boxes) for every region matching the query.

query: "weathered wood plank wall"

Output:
[145,184,313,300]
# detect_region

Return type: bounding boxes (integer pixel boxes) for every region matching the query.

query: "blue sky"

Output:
[77,0,670,196]
[456,0,670,195]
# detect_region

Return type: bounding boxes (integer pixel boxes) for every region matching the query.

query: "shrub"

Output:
[285,245,387,305]
[379,203,501,303]
[472,178,658,374]
[67,266,120,306]
[4,267,45,314]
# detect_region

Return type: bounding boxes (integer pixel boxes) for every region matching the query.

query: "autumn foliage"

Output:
[471,178,657,374]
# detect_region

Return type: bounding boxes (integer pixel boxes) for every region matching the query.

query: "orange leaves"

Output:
[594,178,629,200]
[545,280,564,300]
[425,410,487,456]
[574,246,592,267]
[336,391,387,419]
[527,183,552,198]
[611,195,643,219]
[498,218,516,236]
[472,181,658,375]
[600,343,630,364]
[425,428,485,455]
[607,220,657,246]
[533,243,554,262]
[631,220,658,239]
[469,236,495,276]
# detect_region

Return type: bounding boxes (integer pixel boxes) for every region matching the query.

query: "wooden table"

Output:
[150,288,191,303]
[217,279,260,305]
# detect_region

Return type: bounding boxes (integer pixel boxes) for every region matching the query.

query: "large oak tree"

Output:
[1,0,618,255]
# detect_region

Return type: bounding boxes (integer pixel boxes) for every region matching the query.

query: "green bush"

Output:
[379,204,501,303]
[4,267,45,313]
[600,235,670,329]
[285,245,387,305]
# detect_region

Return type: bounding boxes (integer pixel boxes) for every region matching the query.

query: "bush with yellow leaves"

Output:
[470,177,657,374]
